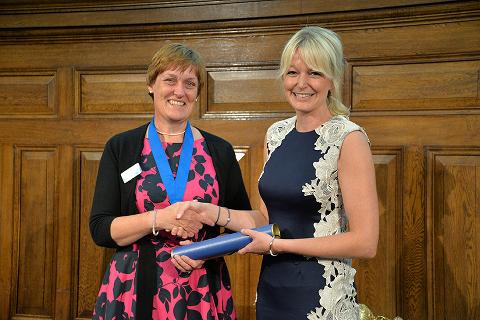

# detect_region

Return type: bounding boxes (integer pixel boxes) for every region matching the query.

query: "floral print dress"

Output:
[256,116,367,320]
[92,137,236,320]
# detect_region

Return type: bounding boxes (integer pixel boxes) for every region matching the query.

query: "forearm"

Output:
[110,211,153,246]
[112,205,204,246]
[177,201,268,233]
[216,207,267,232]
[272,230,378,259]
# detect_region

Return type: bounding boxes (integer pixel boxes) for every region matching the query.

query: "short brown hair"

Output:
[147,43,205,96]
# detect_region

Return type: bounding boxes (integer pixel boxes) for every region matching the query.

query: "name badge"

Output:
[121,163,142,183]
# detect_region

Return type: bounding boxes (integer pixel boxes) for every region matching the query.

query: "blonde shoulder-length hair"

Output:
[279,26,350,117]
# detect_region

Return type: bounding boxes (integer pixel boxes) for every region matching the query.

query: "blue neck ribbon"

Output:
[148,117,194,204]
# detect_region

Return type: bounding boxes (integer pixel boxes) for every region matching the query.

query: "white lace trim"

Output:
[264,115,368,320]
[259,116,296,181]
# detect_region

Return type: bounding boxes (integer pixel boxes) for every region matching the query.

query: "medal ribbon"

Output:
[148,117,194,204]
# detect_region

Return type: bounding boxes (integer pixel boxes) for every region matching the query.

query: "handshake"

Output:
[156,201,281,260]
[157,200,222,239]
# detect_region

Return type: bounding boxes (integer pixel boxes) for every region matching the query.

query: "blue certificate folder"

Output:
[171,224,281,260]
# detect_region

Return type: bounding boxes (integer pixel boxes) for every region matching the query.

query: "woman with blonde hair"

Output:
[179,26,379,319]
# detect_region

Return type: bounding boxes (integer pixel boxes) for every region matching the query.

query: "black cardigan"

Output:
[89,122,251,319]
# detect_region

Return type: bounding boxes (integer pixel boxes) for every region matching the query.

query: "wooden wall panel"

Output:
[352,61,480,113]
[342,19,480,59]
[74,149,114,319]
[54,145,74,320]
[354,148,403,318]
[0,1,478,319]
[399,146,426,320]
[0,0,453,29]
[225,146,263,320]
[204,67,289,119]
[427,148,480,320]
[0,145,14,318]
[75,70,151,118]
[0,72,56,118]
[14,148,57,318]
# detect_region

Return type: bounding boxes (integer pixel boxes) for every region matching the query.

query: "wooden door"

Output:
[0,1,479,319]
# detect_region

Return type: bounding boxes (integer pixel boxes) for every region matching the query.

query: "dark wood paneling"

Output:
[354,148,403,318]
[342,19,480,59]
[15,148,57,318]
[74,149,114,319]
[0,0,456,29]
[75,69,151,118]
[55,145,74,319]
[0,1,479,319]
[224,146,261,320]
[427,148,480,320]
[204,67,289,119]
[0,145,14,318]
[352,61,480,113]
[401,146,426,320]
[0,72,57,118]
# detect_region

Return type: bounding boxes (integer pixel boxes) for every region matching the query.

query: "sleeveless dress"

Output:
[256,115,367,320]
[92,137,236,320]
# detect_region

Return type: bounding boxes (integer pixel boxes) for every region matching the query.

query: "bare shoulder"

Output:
[341,130,370,155]
[338,130,376,193]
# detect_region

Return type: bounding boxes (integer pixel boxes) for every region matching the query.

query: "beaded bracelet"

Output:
[152,209,159,236]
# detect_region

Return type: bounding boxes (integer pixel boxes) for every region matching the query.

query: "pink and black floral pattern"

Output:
[93,138,236,320]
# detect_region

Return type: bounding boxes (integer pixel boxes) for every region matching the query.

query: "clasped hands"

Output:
[168,201,274,272]
[170,201,273,255]
[162,200,214,239]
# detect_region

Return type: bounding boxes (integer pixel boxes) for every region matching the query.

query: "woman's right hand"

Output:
[157,202,208,238]
[175,201,217,226]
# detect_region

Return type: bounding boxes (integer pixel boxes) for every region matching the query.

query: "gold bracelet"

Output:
[152,209,159,236]
[268,236,278,256]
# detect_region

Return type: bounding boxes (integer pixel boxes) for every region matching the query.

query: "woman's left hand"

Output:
[171,240,205,272]
[237,228,272,255]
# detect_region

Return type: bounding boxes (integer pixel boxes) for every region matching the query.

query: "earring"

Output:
[195,97,198,102]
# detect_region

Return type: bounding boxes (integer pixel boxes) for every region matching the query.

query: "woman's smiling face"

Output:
[148,66,199,123]
[283,49,333,115]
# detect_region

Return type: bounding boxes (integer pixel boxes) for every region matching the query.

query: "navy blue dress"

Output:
[257,127,327,319]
